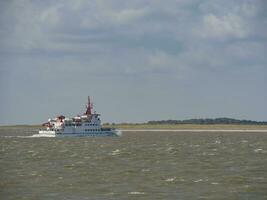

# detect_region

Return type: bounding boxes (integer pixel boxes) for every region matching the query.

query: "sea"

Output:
[1,127,267,200]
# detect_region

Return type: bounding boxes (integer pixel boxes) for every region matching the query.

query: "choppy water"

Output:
[1,127,267,199]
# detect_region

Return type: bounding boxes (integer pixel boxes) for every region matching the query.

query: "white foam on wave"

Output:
[109,149,121,156]
[116,130,123,136]
[31,134,56,138]
[211,182,219,185]
[1,134,55,138]
[194,179,203,183]
[254,148,266,153]
[165,177,176,182]
[128,192,145,195]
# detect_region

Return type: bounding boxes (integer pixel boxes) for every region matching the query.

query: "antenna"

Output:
[85,96,93,115]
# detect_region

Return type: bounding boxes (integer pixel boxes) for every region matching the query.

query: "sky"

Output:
[0,0,267,125]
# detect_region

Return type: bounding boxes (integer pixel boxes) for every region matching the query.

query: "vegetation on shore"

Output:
[104,123,267,130]
[104,118,267,130]
[147,118,267,125]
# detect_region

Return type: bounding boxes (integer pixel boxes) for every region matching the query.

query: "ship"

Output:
[38,97,120,137]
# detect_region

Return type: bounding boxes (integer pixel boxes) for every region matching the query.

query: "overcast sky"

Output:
[0,0,266,125]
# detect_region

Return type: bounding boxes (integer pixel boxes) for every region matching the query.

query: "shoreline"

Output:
[120,129,267,132]
[108,124,267,130]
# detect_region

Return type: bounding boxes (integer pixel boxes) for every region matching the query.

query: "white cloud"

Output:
[40,4,62,26]
[240,2,258,17]
[81,7,148,29]
[225,41,267,65]
[201,13,249,39]
[112,8,149,24]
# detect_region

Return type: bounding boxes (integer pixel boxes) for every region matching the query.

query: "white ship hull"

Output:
[38,129,120,137]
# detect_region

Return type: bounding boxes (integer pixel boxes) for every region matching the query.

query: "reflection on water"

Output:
[1,128,267,199]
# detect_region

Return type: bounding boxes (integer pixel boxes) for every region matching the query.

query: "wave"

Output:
[1,134,56,138]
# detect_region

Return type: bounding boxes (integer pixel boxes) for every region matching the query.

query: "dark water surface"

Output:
[1,128,267,199]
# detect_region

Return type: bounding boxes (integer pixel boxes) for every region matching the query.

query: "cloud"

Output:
[201,13,249,39]
[82,7,149,27]
[40,3,62,26]
[1,0,266,73]
[197,0,266,40]
[0,0,267,124]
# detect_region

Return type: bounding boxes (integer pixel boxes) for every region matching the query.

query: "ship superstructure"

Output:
[39,97,119,137]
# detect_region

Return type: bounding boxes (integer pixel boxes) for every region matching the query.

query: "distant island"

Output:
[104,118,267,130]
[146,117,267,125]
[103,117,267,126]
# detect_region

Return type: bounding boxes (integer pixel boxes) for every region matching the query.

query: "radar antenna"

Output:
[85,96,93,115]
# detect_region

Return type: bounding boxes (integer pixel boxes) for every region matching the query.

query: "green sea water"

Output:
[1,127,267,199]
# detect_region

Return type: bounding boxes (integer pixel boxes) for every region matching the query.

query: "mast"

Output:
[85,96,93,115]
